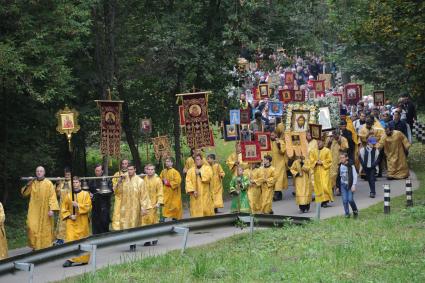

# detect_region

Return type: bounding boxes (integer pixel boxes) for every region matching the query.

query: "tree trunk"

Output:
[119,84,142,173]
[173,69,183,172]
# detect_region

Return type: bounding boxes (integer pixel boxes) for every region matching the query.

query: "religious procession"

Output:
[1,1,424,282]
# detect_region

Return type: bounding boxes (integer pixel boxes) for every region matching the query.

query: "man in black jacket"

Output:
[339,120,355,162]
[359,137,380,198]
[88,164,112,234]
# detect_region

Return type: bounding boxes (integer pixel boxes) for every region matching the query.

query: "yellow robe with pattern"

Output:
[290,159,312,206]
[0,202,8,259]
[113,175,151,230]
[226,152,249,176]
[310,147,333,203]
[159,168,183,220]
[244,167,263,214]
[384,130,411,179]
[21,179,59,250]
[141,176,164,225]
[307,140,318,194]
[61,190,91,264]
[261,166,276,214]
[185,165,215,217]
[111,170,129,230]
[210,163,225,208]
[358,125,386,149]
[326,137,348,189]
[55,180,72,240]
[271,139,288,191]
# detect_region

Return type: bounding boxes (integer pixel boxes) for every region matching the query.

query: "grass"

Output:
[62,142,425,283]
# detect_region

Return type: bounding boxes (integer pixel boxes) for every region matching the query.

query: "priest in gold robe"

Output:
[261,155,276,214]
[290,156,312,213]
[0,202,8,259]
[310,140,333,207]
[207,154,225,213]
[270,132,288,201]
[183,149,207,174]
[358,117,386,149]
[185,154,215,217]
[142,164,164,225]
[55,167,72,245]
[111,159,129,230]
[384,123,411,180]
[326,131,348,193]
[245,163,263,214]
[62,177,92,267]
[160,157,183,220]
[21,166,59,250]
[226,142,249,176]
[113,163,151,230]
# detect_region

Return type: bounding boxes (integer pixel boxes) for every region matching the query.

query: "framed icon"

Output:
[373,90,385,106]
[279,89,293,103]
[291,110,310,132]
[309,124,322,140]
[229,109,241,125]
[318,107,332,130]
[224,121,240,141]
[258,84,270,99]
[140,118,152,135]
[240,109,251,124]
[241,141,261,163]
[268,101,283,116]
[293,90,305,102]
[255,132,271,151]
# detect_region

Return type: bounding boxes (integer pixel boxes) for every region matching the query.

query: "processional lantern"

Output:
[56,106,80,152]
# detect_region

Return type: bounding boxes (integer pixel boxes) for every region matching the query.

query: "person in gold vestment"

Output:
[0,202,8,259]
[226,142,249,176]
[290,156,312,213]
[111,159,129,230]
[207,154,225,213]
[245,163,263,214]
[310,140,333,208]
[270,132,288,201]
[62,177,92,267]
[141,164,164,225]
[113,163,151,230]
[160,158,183,220]
[383,123,411,180]
[21,166,59,250]
[185,154,215,217]
[326,131,348,195]
[55,167,72,245]
[260,155,276,214]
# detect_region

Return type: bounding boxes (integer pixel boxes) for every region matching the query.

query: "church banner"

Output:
[179,92,213,149]
[96,100,123,158]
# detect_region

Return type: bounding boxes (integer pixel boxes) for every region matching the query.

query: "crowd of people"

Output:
[0,51,417,268]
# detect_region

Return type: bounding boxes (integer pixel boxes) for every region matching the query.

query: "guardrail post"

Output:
[14,262,34,283]
[405,179,413,207]
[315,202,321,220]
[172,226,189,254]
[80,244,97,273]
[237,215,254,237]
[384,184,391,214]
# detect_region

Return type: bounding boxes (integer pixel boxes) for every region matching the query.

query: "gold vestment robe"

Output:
[0,202,8,259]
[290,159,312,205]
[21,179,59,250]
[310,147,333,203]
[226,152,249,176]
[244,168,264,214]
[271,139,288,192]
[210,163,225,208]
[185,165,214,217]
[61,190,91,264]
[326,137,348,189]
[55,180,71,240]
[159,168,183,220]
[111,170,128,230]
[141,176,164,225]
[260,166,276,214]
[384,130,411,179]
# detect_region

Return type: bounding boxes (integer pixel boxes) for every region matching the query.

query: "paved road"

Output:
[2,172,419,283]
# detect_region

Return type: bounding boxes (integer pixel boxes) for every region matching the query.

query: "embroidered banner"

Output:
[181,92,213,149]
[152,135,171,161]
[97,100,123,158]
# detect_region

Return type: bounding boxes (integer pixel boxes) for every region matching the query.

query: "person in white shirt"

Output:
[359,137,380,198]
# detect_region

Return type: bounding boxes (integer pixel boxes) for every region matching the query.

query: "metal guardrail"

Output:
[0,213,309,276]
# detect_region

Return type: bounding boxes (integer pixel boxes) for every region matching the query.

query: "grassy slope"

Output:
[66,142,425,283]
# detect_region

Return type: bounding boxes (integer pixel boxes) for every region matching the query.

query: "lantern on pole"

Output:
[56,106,80,152]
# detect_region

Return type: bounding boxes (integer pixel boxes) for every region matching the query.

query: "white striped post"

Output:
[384,184,391,214]
[406,179,413,207]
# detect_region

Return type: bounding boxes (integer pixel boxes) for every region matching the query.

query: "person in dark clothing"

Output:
[88,164,112,234]
[336,152,359,218]
[339,120,355,162]
[359,137,380,198]
[392,111,408,138]
[401,94,417,129]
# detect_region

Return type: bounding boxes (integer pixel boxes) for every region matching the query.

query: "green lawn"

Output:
[64,142,425,282]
